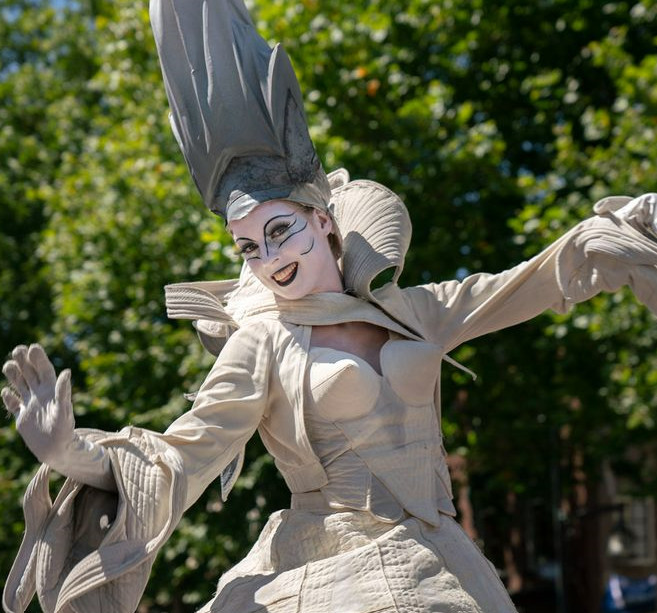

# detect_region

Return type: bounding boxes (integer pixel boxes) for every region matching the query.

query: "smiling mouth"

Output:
[272,262,298,287]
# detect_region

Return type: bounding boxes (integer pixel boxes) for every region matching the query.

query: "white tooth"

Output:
[273,263,295,281]
[273,264,292,281]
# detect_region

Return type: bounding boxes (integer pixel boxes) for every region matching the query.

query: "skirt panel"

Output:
[199,511,517,613]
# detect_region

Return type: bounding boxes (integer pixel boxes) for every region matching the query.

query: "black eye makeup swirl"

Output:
[300,237,314,255]
[235,211,318,262]
[263,213,308,254]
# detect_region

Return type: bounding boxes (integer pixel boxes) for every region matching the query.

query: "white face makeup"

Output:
[229,200,343,300]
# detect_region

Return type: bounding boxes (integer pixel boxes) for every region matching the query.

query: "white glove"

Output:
[594,193,657,239]
[2,344,116,492]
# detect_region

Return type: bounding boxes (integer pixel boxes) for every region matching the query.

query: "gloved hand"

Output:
[2,344,116,492]
[594,193,657,239]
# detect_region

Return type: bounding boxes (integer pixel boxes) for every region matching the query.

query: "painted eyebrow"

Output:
[233,212,298,243]
[263,212,296,234]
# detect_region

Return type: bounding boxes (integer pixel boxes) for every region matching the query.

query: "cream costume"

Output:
[5,181,657,613]
[4,0,657,612]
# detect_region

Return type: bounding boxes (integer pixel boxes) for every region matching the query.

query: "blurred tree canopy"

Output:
[1,0,656,610]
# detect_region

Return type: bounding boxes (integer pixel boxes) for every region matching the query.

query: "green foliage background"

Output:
[1,0,656,610]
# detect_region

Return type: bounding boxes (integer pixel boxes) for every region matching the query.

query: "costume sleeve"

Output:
[160,320,273,510]
[3,429,187,613]
[2,323,272,613]
[404,193,657,353]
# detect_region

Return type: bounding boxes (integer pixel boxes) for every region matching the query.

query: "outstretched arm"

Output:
[403,193,657,352]
[2,344,116,492]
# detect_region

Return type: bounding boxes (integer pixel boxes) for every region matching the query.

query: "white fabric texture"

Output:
[3,428,186,613]
[306,339,455,525]
[195,336,509,613]
[199,513,516,613]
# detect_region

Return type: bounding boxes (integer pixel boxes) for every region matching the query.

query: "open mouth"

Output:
[271,262,298,287]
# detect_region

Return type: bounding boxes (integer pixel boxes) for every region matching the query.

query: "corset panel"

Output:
[308,339,442,416]
[306,340,455,526]
[380,339,442,406]
[308,347,380,422]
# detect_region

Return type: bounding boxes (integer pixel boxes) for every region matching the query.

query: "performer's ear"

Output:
[314,210,333,236]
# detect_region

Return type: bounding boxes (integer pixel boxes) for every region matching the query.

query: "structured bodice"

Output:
[305,338,455,526]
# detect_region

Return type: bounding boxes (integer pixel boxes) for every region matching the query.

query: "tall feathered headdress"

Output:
[149,0,331,221]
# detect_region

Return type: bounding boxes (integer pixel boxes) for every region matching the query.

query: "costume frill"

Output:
[3,177,657,613]
[3,429,185,613]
